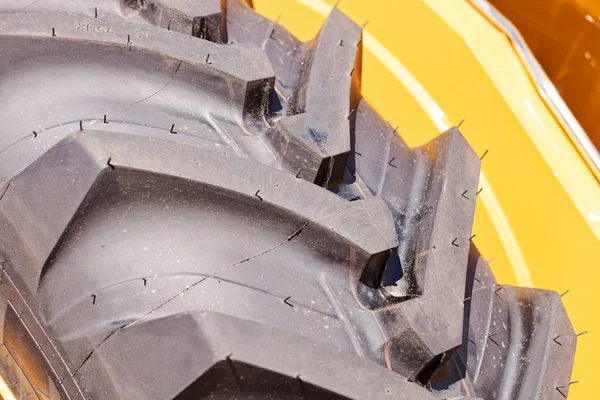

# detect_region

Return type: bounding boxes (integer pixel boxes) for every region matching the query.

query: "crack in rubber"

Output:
[0,181,11,204]
[71,219,311,377]
[0,59,183,157]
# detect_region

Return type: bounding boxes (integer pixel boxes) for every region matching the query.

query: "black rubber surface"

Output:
[0,1,576,399]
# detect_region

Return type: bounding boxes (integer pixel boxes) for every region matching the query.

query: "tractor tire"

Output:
[0,1,576,399]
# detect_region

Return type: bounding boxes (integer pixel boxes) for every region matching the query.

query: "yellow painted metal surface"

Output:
[253,0,600,398]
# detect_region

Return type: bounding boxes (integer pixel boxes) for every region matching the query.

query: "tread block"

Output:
[0,136,106,294]
[227,4,360,185]
[0,11,274,124]
[286,8,360,186]
[38,169,394,363]
[177,359,346,399]
[428,245,489,398]
[254,7,359,185]
[471,283,576,400]
[0,11,275,181]
[368,127,480,379]
[72,311,439,400]
[292,8,360,117]
[432,253,577,400]
[122,0,225,42]
[1,131,398,374]
[265,114,349,186]
[0,12,266,81]
[350,102,484,379]
[353,101,413,196]
[226,0,305,114]
[389,128,480,298]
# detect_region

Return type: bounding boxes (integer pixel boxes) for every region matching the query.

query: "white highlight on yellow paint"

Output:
[0,374,16,400]
[295,0,331,15]
[478,173,533,287]
[362,32,451,132]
